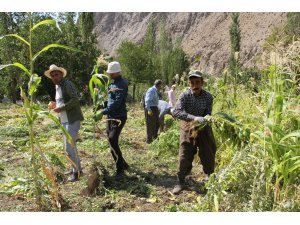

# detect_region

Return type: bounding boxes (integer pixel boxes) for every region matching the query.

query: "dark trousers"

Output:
[145,106,160,144]
[106,117,127,173]
[177,124,217,183]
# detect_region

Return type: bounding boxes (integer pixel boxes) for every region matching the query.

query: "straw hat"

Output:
[44,64,67,78]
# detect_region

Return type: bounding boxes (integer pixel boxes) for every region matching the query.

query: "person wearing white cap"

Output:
[101,61,129,180]
[45,64,84,182]
[171,70,216,194]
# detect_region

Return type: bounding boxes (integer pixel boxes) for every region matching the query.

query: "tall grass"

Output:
[196,52,299,211]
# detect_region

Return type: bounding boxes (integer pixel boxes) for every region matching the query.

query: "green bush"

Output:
[149,128,179,156]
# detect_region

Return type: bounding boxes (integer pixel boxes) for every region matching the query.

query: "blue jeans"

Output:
[62,120,82,172]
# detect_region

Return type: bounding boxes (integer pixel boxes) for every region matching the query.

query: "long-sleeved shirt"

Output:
[173,88,213,122]
[168,89,177,107]
[102,76,128,118]
[145,85,159,112]
[55,85,68,123]
[158,100,172,121]
[57,79,84,123]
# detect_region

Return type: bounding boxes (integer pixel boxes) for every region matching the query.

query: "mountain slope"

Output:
[93,12,286,74]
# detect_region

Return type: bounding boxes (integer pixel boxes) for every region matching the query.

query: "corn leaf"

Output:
[280,130,300,143]
[0,63,31,77]
[32,44,85,62]
[89,78,95,100]
[38,111,74,148]
[28,74,41,96]
[31,19,61,32]
[0,34,30,46]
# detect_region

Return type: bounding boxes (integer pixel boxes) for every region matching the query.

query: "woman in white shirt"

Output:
[168,84,177,107]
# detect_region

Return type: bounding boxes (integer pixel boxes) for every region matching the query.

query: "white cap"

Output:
[106,61,121,74]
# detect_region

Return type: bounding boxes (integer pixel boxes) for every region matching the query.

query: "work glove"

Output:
[204,115,213,123]
[170,108,175,115]
[194,116,207,124]
[148,110,153,116]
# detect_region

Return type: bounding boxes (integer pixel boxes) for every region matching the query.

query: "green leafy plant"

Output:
[0,12,83,210]
[88,65,110,160]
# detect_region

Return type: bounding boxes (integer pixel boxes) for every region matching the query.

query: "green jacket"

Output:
[58,79,84,123]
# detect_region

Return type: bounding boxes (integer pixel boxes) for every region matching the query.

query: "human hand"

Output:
[204,115,213,123]
[48,101,56,109]
[148,111,153,116]
[53,107,62,113]
[194,116,206,124]
[170,108,174,115]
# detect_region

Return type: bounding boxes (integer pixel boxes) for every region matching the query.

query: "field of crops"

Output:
[0,13,299,214]
[0,63,299,212]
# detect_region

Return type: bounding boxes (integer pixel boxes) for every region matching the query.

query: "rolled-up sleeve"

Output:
[145,88,154,112]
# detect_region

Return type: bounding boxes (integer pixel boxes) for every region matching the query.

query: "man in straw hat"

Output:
[101,61,129,180]
[45,64,84,182]
[171,70,216,194]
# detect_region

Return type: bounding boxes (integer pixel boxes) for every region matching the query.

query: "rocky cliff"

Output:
[93,12,286,74]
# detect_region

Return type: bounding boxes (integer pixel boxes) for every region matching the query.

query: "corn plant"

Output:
[88,65,110,161]
[0,13,83,210]
[187,112,250,148]
[252,64,300,204]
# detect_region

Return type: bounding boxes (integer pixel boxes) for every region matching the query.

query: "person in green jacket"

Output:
[45,64,84,182]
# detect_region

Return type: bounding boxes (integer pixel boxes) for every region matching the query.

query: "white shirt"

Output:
[168,89,177,107]
[55,85,68,123]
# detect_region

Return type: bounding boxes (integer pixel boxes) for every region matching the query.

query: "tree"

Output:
[0,13,28,103]
[116,18,190,101]
[117,41,149,101]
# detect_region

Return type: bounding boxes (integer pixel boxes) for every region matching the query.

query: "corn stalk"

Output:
[88,65,110,162]
[0,12,83,210]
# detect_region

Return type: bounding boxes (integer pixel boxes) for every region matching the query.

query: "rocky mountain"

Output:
[93,12,286,74]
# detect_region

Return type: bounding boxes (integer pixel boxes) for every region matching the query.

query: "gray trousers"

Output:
[63,120,82,172]
[145,106,159,144]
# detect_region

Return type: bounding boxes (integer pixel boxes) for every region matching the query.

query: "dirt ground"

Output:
[0,104,208,212]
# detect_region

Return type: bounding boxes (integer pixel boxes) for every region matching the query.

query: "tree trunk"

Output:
[132,83,136,102]
[10,76,18,104]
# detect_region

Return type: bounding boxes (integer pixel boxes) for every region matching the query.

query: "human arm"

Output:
[145,88,155,112]
[102,82,127,115]
[172,93,197,122]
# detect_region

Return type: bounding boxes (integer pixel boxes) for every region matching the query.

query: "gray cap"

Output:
[188,70,203,79]
[154,79,162,86]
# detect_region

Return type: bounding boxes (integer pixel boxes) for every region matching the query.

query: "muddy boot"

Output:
[68,172,79,182]
[115,171,125,181]
[172,179,186,195]
[64,169,73,176]
[204,173,210,182]
[65,169,83,176]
